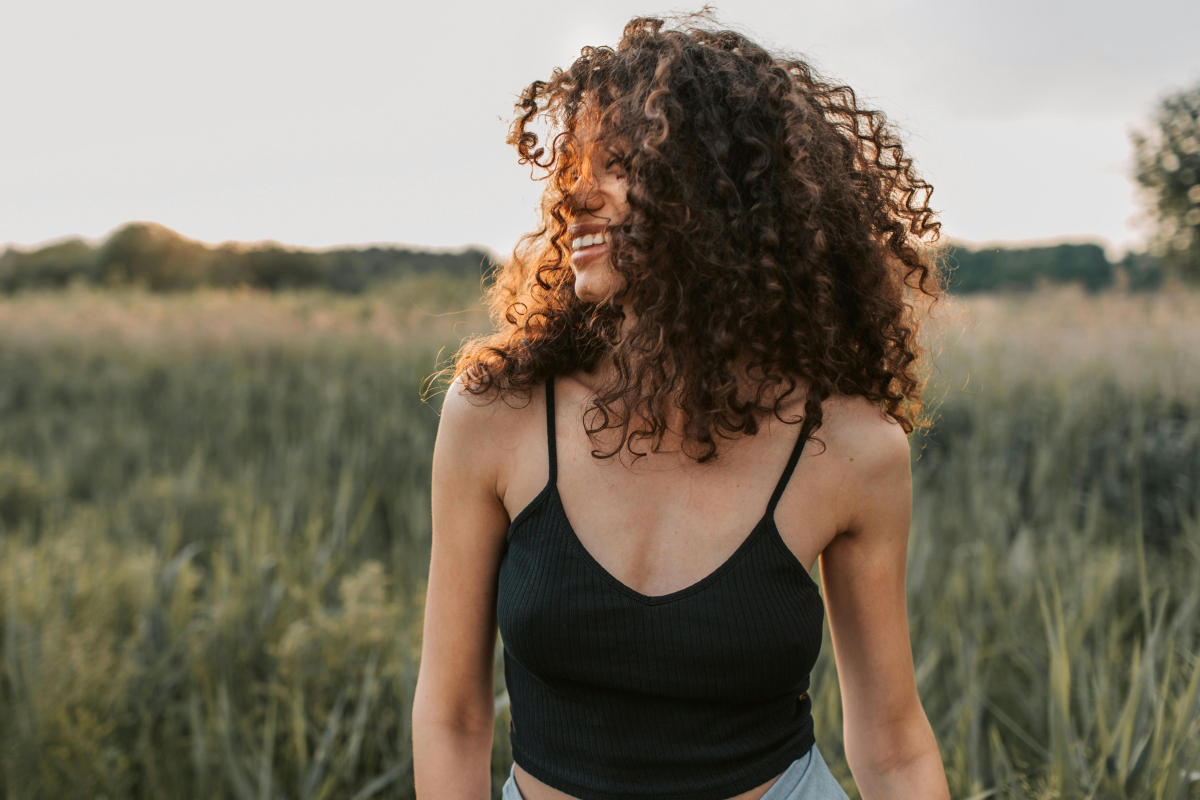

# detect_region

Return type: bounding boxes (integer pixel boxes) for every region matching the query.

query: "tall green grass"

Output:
[0,286,1197,799]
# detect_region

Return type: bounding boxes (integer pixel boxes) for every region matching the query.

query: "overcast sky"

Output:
[2,0,1198,258]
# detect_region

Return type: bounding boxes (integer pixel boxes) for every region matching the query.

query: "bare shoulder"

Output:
[806,395,913,539]
[813,394,912,480]
[435,375,546,499]
[439,374,537,437]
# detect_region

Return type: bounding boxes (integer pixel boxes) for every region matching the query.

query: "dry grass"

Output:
[0,279,489,353]
[926,284,1200,400]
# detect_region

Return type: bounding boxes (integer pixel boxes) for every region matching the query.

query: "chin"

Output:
[572,273,602,303]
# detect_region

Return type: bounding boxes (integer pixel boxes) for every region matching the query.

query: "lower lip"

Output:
[570,242,610,268]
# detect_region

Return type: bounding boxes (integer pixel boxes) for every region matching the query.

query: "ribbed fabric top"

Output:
[496,377,826,800]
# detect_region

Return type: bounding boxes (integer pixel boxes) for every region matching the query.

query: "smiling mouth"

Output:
[570,231,612,252]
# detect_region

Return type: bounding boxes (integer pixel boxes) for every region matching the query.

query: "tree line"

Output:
[0,222,498,294]
[944,242,1165,293]
[0,221,1175,296]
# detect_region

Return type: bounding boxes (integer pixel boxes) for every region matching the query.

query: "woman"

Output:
[413,14,950,800]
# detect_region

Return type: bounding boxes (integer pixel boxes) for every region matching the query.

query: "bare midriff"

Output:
[511,765,786,800]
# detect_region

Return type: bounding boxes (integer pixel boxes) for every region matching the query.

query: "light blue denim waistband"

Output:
[501,744,851,800]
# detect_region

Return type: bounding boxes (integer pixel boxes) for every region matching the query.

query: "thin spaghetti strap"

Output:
[545,376,558,484]
[765,419,811,516]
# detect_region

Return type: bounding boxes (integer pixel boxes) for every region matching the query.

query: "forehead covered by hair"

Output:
[512,14,833,208]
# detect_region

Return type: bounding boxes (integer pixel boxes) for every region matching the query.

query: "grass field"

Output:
[0,284,1197,799]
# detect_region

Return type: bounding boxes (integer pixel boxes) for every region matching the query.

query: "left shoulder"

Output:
[805,395,912,539]
[815,394,912,481]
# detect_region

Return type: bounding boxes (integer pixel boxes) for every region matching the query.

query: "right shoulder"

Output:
[439,373,545,440]
[434,374,547,498]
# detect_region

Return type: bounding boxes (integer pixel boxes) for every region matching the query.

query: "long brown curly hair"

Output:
[453,12,943,462]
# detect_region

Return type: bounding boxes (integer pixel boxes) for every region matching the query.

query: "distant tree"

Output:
[242,246,325,290]
[1116,251,1167,292]
[1132,81,1200,280]
[0,238,97,291]
[96,223,216,290]
[946,242,1113,293]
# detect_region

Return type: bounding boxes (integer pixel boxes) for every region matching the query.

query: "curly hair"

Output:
[453,12,943,462]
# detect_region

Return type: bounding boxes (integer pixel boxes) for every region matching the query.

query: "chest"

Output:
[506,415,837,599]
[496,489,825,703]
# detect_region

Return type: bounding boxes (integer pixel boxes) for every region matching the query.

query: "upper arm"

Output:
[818,408,925,763]
[412,379,515,733]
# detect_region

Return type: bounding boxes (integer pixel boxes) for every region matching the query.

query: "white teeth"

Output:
[570,231,610,251]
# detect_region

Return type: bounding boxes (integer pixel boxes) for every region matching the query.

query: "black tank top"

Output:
[496,377,825,800]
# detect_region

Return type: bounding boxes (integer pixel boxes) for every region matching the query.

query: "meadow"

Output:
[0,282,1197,799]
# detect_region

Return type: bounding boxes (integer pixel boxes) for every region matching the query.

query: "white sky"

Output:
[2,0,1198,258]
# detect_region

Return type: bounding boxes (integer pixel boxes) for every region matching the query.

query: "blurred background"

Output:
[1,2,1198,799]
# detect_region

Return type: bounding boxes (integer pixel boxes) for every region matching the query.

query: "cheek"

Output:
[611,186,629,220]
[595,173,629,220]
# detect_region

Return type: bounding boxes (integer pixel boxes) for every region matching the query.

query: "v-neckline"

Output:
[514,373,816,606]
[549,485,775,606]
